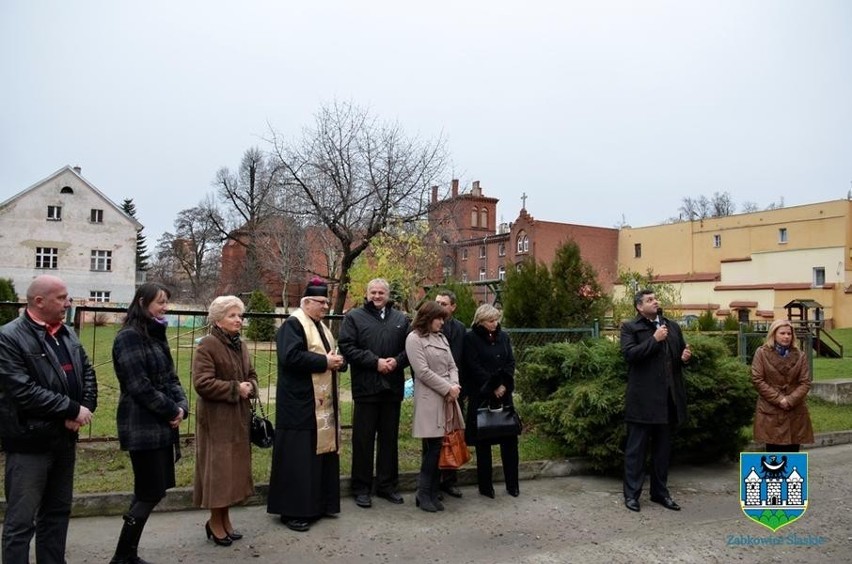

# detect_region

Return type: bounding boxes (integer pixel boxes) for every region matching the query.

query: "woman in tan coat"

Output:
[405,300,464,512]
[193,296,258,545]
[751,319,814,452]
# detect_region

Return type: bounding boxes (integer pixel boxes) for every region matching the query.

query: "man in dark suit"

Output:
[435,290,466,498]
[339,278,410,508]
[620,289,691,513]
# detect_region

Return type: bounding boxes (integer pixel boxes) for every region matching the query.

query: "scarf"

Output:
[291,308,339,455]
[212,325,242,352]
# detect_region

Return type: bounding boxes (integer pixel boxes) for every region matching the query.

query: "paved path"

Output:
[63,444,852,564]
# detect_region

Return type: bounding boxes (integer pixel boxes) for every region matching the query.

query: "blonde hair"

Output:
[472,303,502,327]
[763,319,796,349]
[207,295,245,325]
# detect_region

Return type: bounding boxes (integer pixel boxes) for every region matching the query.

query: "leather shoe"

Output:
[507,487,520,497]
[226,529,243,540]
[479,488,495,499]
[376,491,404,504]
[624,498,641,512]
[354,493,372,508]
[440,484,463,498]
[650,496,681,511]
[281,518,310,532]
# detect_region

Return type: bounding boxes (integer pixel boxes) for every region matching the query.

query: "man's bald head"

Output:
[26,275,70,324]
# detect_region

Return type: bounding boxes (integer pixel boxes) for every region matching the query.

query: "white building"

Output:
[0,166,142,303]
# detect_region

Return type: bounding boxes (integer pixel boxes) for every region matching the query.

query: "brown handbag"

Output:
[439,402,471,470]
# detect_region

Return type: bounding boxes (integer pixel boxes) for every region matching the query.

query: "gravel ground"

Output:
[55,444,852,564]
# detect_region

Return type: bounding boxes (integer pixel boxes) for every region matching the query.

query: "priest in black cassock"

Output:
[267,278,346,532]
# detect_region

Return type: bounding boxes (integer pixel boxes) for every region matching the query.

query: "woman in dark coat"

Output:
[461,304,519,498]
[267,278,346,532]
[193,295,258,546]
[109,283,188,564]
[751,319,814,451]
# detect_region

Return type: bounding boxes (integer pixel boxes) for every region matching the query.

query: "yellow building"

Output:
[616,199,852,328]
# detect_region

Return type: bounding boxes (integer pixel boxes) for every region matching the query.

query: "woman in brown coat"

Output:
[405,300,464,512]
[193,296,258,546]
[751,319,814,452]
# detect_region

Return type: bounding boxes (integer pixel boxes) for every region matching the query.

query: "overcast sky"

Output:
[2,1,851,245]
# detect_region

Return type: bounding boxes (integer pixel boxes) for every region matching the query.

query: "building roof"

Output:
[0,165,142,230]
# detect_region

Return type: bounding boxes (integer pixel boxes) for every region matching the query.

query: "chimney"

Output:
[451,179,459,198]
[472,180,481,196]
[73,165,82,174]
[431,185,438,204]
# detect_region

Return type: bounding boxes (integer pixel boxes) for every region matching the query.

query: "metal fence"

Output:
[1,301,601,441]
[69,306,344,441]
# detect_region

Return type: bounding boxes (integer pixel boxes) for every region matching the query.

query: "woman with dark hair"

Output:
[405,300,463,512]
[462,304,519,498]
[751,319,814,452]
[108,283,188,564]
[193,295,258,546]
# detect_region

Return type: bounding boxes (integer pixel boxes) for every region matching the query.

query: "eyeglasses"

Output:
[306,298,330,306]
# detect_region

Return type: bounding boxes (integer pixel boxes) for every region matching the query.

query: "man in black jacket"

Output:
[339,278,410,508]
[620,289,690,513]
[0,275,98,563]
[435,290,466,498]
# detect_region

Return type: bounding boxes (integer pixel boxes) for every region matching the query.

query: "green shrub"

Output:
[244,291,276,342]
[516,334,755,473]
[0,278,19,326]
[697,310,718,331]
[722,314,740,331]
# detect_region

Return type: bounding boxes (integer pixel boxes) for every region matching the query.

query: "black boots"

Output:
[416,440,443,512]
[109,513,151,564]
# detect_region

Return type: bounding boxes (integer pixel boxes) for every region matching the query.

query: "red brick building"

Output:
[429,180,619,304]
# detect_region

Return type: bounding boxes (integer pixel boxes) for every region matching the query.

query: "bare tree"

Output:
[710,191,736,217]
[256,214,310,307]
[153,200,222,304]
[211,147,283,295]
[269,101,448,311]
[741,201,759,213]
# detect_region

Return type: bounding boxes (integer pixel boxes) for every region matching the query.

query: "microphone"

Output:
[655,307,664,328]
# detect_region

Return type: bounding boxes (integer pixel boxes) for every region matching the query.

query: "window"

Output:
[479,267,486,281]
[90,209,104,223]
[36,247,58,269]
[90,291,111,303]
[498,242,506,257]
[498,265,506,280]
[713,234,721,248]
[480,208,488,229]
[634,243,642,258]
[60,186,74,194]
[471,207,479,228]
[47,205,62,221]
[461,248,468,261]
[461,271,468,282]
[813,267,826,287]
[479,245,486,258]
[779,228,788,243]
[90,250,113,271]
[516,232,529,253]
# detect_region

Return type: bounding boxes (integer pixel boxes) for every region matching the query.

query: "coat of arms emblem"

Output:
[740,452,808,532]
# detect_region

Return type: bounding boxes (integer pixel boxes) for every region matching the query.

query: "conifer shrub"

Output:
[0,278,19,326]
[516,333,756,473]
[244,291,276,342]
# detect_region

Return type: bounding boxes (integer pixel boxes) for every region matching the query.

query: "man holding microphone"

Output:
[620,289,691,513]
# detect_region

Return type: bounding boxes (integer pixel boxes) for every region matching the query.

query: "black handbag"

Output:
[476,403,522,441]
[249,397,275,448]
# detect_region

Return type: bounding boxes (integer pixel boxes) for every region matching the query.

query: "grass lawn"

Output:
[813,327,852,381]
